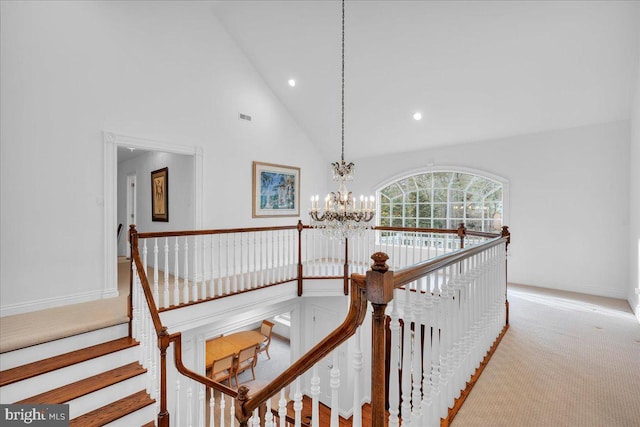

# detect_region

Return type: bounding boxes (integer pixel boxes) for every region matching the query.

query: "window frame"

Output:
[375,167,510,232]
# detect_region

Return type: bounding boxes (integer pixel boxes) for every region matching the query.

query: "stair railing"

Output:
[366,226,511,427]
[129,223,508,426]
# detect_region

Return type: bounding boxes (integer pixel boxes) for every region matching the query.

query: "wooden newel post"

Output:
[128,225,137,338]
[236,386,251,427]
[457,223,467,249]
[501,225,511,325]
[157,328,170,427]
[366,252,394,427]
[297,220,304,296]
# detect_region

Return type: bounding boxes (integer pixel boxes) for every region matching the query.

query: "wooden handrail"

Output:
[234,273,369,424]
[392,235,509,289]
[136,224,299,239]
[170,332,239,398]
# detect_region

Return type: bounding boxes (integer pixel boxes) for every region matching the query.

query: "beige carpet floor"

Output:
[0,258,130,353]
[453,283,640,427]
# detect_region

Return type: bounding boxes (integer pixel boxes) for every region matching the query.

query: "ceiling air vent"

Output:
[239,113,252,122]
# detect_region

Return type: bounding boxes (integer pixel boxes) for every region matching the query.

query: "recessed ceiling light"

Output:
[288,79,296,87]
[128,147,135,152]
[413,112,423,121]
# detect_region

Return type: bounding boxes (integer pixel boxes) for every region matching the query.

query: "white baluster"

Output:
[163,237,170,308]
[217,236,223,295]
[401,283,413,423]
[225,235,231,294]
[293,379,302,427]
[219,393,225,427]
[199,387,205,427]
[411,279,424,425]
[153,238,159,303]
[210,235,216,298]
[200,236,207,300]
[279,388,287,427]
[239,233,245,291]
[184,237,191,303]
[265,398,274,427]
[253,232,258,288]
[330,352,340,427]
[310,366,320,427]
[271,231,276,283]
[194,236,200,301]
[230,398,235,427]
[388,290,400,427]
[209,391,215,427]
[352,328,362,427]
[143,239,148,277]
[174,237,180,305]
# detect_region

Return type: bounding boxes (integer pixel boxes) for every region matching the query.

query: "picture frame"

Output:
[151,167,169,222]
[252,161,300,218]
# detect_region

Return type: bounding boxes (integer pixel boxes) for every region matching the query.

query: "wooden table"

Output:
[206,330,265,369]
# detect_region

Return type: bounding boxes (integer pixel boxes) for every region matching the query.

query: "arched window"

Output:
[378,171,504,232]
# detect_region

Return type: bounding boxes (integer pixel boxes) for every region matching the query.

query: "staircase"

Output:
[0,323,156,426]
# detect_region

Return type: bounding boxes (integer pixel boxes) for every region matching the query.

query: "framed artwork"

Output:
[252,161,300,217]
[151,167,169,222]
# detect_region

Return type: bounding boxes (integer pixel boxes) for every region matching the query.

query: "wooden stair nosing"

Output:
[69,389,154,427]
[16,362,147,404]
[0,336,138,387]
[141,422,156,427]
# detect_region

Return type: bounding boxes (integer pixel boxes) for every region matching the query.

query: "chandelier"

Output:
[309,0,375,240]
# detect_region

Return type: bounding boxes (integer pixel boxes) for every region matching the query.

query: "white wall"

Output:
[0,1,329,315]
[117,151,195,256]
[630,56,640,321]
[353,121,630,299]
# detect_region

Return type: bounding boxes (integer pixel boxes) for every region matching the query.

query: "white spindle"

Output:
[310,366,320,427]
[279,388,287,427]
[265,398,274,427]
[174,237,180,305]
[293,379,302,427]
[232,234,238,293]
[184,238,191,303]
[209,391,215,427]
[187,387,193,427]
[219,393,225,427]
[401,283,413,422]
[193,236,199,301]
[330,352,340,427]
[199,387,205,427]
[239,234,245,291]
[388,289,400,427]
[163,237,170,308]
[225,235,231,294]
[153,238,159,303]
[352,328,362,427]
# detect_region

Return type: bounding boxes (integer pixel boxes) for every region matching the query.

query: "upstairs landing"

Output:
[0,258,129,354]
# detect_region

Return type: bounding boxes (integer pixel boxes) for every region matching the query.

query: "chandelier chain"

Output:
[341,0,345,162]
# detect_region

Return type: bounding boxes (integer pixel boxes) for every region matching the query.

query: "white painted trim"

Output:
[103,132,204,300]
[373,164,511,228]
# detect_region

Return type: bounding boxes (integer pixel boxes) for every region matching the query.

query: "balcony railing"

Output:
[128,222,510,426]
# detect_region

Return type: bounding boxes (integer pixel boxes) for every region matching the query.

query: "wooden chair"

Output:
[257,320,275,360]
[209,353,235,386]
[234,344,258,386]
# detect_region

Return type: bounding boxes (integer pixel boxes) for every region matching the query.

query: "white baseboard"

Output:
[0,288,118,317]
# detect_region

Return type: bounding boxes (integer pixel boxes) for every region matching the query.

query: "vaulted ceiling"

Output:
[211,0,640,161]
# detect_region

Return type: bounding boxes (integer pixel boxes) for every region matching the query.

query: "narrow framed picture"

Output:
[252,161,300,217]
[151,167,169,222]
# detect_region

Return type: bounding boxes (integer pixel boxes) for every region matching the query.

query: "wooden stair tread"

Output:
[0,337,138,387]
[16,362,146,404]
[69,390,154,427]
[141,422,156,427]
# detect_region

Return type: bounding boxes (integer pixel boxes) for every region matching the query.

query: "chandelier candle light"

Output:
[309,0,375,239]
